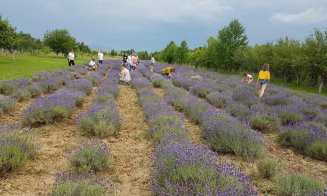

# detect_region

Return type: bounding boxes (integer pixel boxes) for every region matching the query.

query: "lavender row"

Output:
[149,62,327,161]
[139,65,265,159]
[21,88,87,127]
[77,65,120,138]
[130,69,257,195]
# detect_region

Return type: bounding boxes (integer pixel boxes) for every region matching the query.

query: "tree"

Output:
[216,19,248,71]
[158,41,178,63]
[43,29,76,55]
[137,51,149,60]
[304,28,327,91]
[176,40,189,64]
[0,16,16,52]
[14,31,42,52]
[76,42,91,54]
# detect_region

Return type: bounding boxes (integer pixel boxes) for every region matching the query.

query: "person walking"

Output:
[257,63,270,98]
[68,50,75,66]
[98,50,104,64]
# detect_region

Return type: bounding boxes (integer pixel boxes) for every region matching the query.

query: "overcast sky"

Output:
[1,0,327,51]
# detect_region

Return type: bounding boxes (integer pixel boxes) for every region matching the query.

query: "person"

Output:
[98,50,104,64]
[123,53,127,63]
[257,63,271,98]
[240,73,253,84]
[68,50,75,66]
[149,65,154,72]
[150,56,155,66]
[88,58,98,71]
[161,67,175,78]
[127,53,132,71]
[131,53,138,71]
[119,63,131,84]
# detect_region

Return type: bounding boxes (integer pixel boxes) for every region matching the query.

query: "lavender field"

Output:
[0,60,326,195]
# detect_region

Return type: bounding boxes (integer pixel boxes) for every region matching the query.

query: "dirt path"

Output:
[108,84,153,196]
[0,99,34,126]
[0,87,97,196]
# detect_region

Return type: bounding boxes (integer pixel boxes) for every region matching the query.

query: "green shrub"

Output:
[279,111,303,125]
[277,130,309,151]
[276,174,325,196]
[0,127,36,176]
[321,102,327,108]
[11,89,32,102]
[249,115,281,133]
[28,85,42,98]
[52,174,107,196]
[0,97,17,114]
[228,103,251,121]
[257,158,281,179]
[69,142,110,174]
[306,141,327,161]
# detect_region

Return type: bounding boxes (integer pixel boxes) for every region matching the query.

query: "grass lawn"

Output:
[0,55,91,80]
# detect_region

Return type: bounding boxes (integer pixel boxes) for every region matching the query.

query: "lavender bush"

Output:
[228,103,251,122]
[67,79,93,95]
[22,89,85,126]
[78,102,120,137]
[52,173,108,196]
[206,92,231,109]
[278,122,327,161]
[249,115,281,133]
[69,141,111,174]
[37,78,63,94]
[0,125,36,176]
[11,88,32,102]
[86,73,102,87]
[276,174,325,196]
[0,78,31,95]
[0,96,17,115]
[153,144,257,195]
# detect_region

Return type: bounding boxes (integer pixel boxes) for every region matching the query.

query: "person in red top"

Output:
[131,53,138,70]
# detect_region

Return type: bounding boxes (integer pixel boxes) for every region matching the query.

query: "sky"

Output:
[1,0,327,52]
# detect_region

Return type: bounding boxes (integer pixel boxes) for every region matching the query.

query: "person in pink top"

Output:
[131,53,138,70]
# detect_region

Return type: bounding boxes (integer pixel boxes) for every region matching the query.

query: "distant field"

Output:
[0,55,91,80]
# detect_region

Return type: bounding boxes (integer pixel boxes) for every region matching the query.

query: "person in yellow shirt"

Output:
[257,63,270,98]
[161,67,175,78]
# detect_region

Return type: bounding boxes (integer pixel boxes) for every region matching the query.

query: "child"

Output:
[257,63,270,98]
[240,73,253,84]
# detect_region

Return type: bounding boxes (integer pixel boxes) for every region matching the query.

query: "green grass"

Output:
[0,54,92,81]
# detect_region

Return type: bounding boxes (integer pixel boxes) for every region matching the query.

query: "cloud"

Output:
[75,0,233,23]
[270,7,327,24]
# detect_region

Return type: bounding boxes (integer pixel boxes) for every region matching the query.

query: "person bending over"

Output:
[119,64,131,84]
[161,67,175,78]
[240,73,253,84]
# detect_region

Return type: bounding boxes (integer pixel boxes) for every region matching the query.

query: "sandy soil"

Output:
[0,99,34,126]
[108,84,153,196]
[0,87,97,196]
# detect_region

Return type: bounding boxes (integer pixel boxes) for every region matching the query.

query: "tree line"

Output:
[0,15,92,55]
[155,19,327,92]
